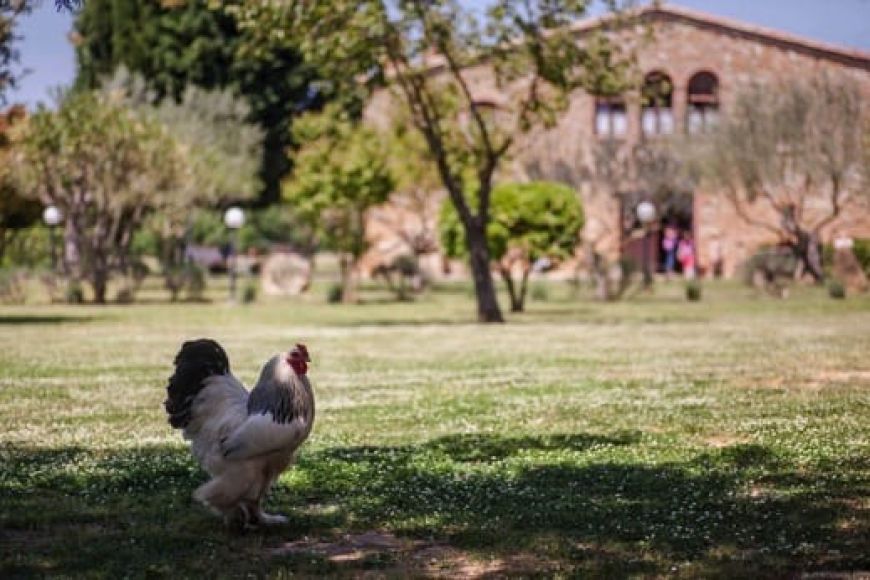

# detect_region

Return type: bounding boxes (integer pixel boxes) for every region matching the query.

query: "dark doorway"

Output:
[620,191,693,274]
[655,192,693,274]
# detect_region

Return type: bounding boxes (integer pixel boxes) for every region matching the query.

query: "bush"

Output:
[0,269,28,304]
[241,281,257,304]
[185,265,207,301]
[824,238,870,277]
[828,279,846,299]
[39,271,63,303]
[164,264,207,302]
[66,280,85,304]
[326,283,343,304]
[0,226,51,268]
[685,280,702,301]
[854,239,870,274]
[530,283,549,302]
[742,247,796,297]
[115,287,135,304]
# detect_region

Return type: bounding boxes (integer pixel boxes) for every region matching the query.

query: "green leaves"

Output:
[440,181,584,262]
[284,104,394,259]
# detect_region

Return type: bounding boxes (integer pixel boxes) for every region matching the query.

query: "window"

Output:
[594,96,627,137]
[641,71,674,136]
[687,71,719,134]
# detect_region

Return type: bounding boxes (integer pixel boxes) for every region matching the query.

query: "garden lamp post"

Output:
[223,206,245,302]
[636,201,656,289]
[42,205,62,271]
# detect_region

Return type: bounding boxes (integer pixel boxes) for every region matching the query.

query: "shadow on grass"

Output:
[0,314,96,325]
[1,434,866,576]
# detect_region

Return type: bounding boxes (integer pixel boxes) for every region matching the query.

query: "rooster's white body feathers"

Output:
[165,339,315,527]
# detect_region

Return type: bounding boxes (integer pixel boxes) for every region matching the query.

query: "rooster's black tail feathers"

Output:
[165,339,230,429]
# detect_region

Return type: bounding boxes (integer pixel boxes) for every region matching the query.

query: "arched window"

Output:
[594,96,627,137]
[641,71,674,136]
[687,71,719,133]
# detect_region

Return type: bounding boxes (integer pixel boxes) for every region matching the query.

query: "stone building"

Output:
[362,3,870,280]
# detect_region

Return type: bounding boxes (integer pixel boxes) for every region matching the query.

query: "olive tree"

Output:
[106,70,263,285]
[11,91,186,303]
[440,181,584,312]
[695,74,868,282]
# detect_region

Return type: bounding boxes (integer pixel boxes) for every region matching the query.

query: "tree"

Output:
[104,70,263,293]
[440,181,583,312]
[74,0,322,202]
[284,105,394,303]
[695,74,868,282]
[10,91,188,303]
[234,0,631,322]
[0,105,40,264]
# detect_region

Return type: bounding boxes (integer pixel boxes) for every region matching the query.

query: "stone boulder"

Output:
[260,252,312,296]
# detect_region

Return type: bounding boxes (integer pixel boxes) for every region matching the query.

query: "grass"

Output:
[1,277,868,577]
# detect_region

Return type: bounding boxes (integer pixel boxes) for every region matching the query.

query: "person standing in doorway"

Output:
[662,225,679,279]
[678,231,696,279]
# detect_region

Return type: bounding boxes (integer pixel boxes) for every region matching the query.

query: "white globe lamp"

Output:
[223,206,245,229]
[636,200,656,224]
[43,205,62,227]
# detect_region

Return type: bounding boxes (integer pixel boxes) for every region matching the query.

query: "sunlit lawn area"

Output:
[1,278,868,577]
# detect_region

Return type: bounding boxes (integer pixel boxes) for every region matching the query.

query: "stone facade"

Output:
[362,5,870,280]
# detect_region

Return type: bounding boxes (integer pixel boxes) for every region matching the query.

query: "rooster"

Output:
[164,339,315,528]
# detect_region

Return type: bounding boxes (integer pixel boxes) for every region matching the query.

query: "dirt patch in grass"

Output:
[704,434,752,448]
[271,531,554,577]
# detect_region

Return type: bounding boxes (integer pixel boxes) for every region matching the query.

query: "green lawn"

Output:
[1,279,868,577]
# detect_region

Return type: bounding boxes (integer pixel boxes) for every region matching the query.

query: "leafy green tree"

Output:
[0,106,40,264]
[441,181,583,312]
[74,0,321,202]
[284,105,394,303]
[10,91,188,303]
[234,0,631,322]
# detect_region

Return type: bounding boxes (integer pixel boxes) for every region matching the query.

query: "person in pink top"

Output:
[677,231,696,279]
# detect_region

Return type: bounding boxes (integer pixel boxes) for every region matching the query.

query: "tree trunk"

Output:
[339,254,356,304]
[464,221,503,322]
[499,267,521,312]
[517,267,530,311]
[792,230,825,283]
[92,268,108,304]
[501,265,532,312]
[782,207,824,283]
[805,231,824,282]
